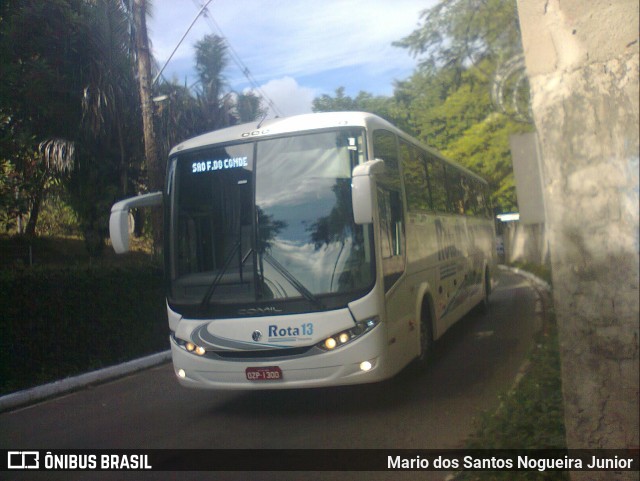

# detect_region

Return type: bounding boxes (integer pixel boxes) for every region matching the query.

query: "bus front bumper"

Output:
[169,323,389,390]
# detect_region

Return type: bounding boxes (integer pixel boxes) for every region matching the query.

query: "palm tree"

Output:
[236,91,267,123]
[82,0,143,197]
[153,81,201,163]
[69,0,144,254]
[194,34,237,132]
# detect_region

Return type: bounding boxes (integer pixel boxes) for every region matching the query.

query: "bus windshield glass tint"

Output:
[169,129,373,313]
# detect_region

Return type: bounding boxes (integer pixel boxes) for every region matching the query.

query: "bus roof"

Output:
[169,111,381,156]
[169,111,487,184]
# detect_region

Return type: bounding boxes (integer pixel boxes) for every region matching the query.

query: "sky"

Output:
[148,0,433,118]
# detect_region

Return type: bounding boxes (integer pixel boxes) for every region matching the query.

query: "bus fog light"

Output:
[360,361,372,372]
[177,369,186,378]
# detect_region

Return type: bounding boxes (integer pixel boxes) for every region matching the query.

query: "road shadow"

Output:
[205,270,534,421]
[209,301,519,419]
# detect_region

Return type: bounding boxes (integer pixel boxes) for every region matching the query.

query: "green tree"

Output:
[393,0,522,77]
[392,0,532,210]
[194,34,236,132]
[0,0,84,235]
[0,112,37,232]
[235,91,266,123]
[153,82,202,164]
[73,0,143,254]
[443,113,529,210]
[396,64,493,151]
[312,87,402,127]
[0,0,143,254]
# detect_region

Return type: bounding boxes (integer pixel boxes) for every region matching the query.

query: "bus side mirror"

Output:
[109,191,163,254]
[351,159,385,225]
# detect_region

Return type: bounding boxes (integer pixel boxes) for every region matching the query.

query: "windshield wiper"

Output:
[200,241,241,310]
[262,251,324,308]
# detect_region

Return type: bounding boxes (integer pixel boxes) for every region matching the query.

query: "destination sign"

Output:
[192,156,248,174]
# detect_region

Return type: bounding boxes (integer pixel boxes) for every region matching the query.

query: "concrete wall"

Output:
[502,221,547,265]
[517,1,639,478]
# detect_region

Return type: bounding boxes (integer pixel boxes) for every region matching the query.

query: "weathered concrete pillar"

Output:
[516,0,639,479]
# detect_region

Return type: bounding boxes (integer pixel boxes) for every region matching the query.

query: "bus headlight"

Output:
[174,335,207,356]
[324,338,337,350]
[317,317,380,351]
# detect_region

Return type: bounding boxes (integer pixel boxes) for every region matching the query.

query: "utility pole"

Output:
[133,0,163,252]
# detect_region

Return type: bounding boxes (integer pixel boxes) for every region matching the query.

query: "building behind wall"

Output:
[503,132,548,266]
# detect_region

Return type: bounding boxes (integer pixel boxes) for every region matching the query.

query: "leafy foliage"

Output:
[154,34,266,164]
[443,113,530,210]
[0,3,265,248]
[194,34,234,132]
[312,87,401,126]
[392,0,532,211]
[393,0,523,76]
[0,263,166,395]
[313,0,532,212]
[0,0,143,252]
[458,313,568,480]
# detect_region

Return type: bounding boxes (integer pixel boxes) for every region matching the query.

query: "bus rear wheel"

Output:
[480,268,491,313]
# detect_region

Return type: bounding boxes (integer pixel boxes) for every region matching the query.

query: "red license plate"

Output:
[246,366,283,381]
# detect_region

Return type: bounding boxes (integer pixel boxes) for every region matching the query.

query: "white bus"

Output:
[110,112,496,389]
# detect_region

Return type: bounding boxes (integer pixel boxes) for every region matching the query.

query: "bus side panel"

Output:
[383,276,420,373]
[380,209,496,368]
[403,210,441,349]
[403,211,493,353]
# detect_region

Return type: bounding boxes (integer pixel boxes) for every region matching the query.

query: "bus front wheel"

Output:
[416,299,434,368]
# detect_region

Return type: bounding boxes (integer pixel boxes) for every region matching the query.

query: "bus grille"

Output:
[212,346,314,359]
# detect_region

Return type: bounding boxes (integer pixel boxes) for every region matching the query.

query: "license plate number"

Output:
[246,366,282,381]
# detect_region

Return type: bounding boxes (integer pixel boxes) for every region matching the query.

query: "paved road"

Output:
[0,270,544,480]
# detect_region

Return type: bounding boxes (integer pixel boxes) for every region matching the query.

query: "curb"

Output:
[0,350,171,413]
[498,264,551,292]
[494,265,552,406]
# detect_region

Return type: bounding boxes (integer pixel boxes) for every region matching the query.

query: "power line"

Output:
[153,0,215,86]
[191,0,284,118]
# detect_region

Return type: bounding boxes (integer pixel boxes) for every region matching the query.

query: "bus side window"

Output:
[400,140,430,212]
[377,187,405,291]
[372,130,399,177]
[447,168,465,215]
[467,179,483,216]
[426,156,448,213]
[482,184,493,219]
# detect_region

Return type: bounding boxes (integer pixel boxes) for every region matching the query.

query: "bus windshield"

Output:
[168,128,374,316]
